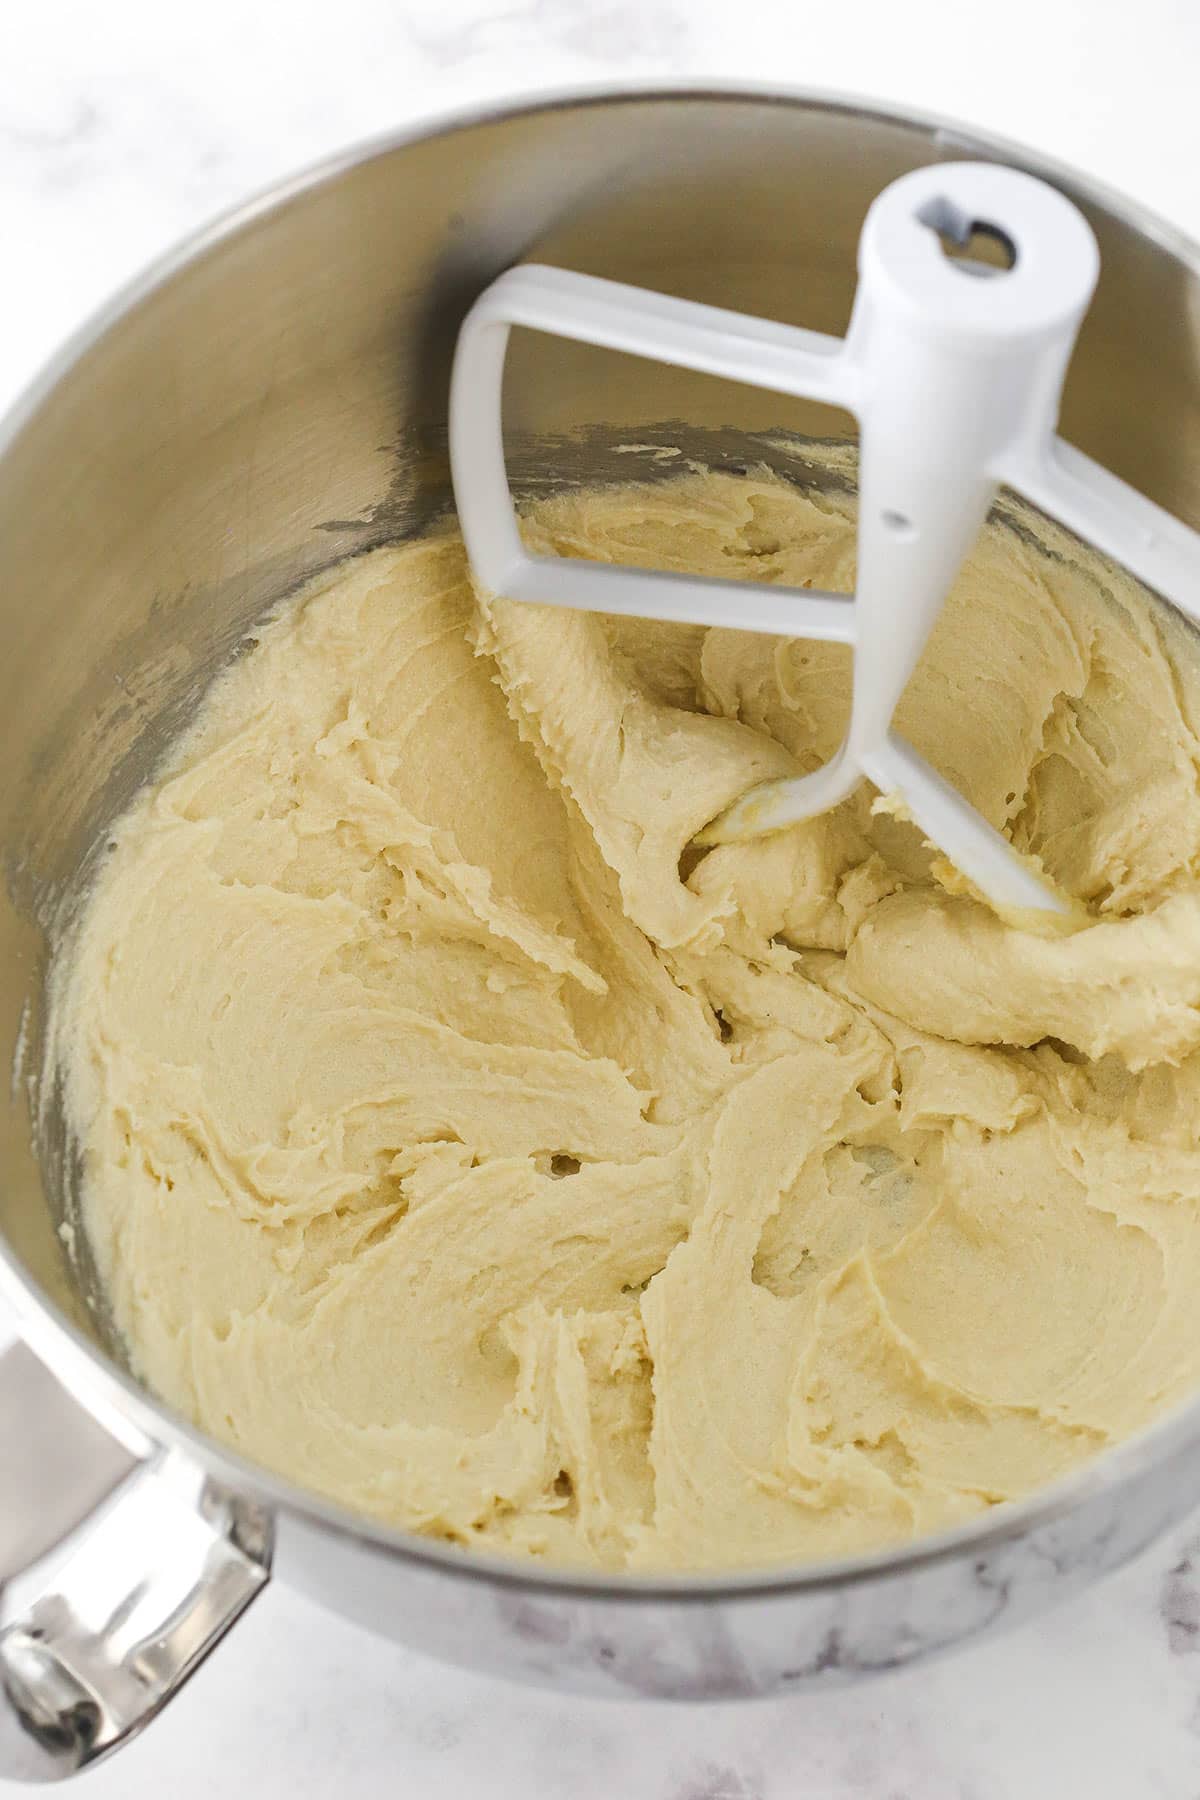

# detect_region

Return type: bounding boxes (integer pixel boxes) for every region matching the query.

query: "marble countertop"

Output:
[3,0,1200,1793]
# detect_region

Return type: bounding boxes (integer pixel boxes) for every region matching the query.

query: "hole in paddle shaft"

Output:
[917,195,1018,277]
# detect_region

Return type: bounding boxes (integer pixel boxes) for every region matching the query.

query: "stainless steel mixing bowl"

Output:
[3,84,1200,1782]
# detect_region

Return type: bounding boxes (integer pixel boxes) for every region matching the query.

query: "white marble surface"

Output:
[3,0,1200,1793]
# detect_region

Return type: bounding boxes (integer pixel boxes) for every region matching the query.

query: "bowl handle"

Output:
[0,1338,271,1782]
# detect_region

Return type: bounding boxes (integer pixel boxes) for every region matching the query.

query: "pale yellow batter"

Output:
[53,469,1200,1570]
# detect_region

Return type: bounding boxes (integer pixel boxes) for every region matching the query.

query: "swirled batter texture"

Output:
[56,470,1200,1569]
